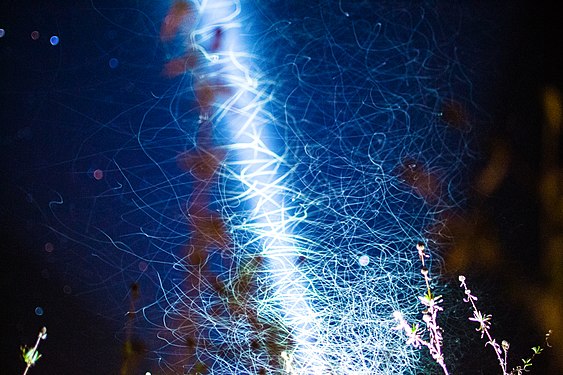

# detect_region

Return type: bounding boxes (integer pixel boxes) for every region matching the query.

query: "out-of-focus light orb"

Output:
[30,31,40,40]
[109,57,119,69]
[0,29,5,38]
[44,242,54,253]
[358,254,370,266]
[35,306,44,316]
[93,168,104,180]
[49,35,59,46]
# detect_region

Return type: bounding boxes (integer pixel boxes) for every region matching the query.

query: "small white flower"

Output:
[469,311,492,338]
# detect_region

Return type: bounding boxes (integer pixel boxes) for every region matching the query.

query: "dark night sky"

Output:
[1,1,561,374]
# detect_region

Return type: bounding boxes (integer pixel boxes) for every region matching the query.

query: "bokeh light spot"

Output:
[138,261,148,272]
[93,168,104,180]
[30,30,39,40]
[44,242,54,253]
[49,35,59,46]
[0,29,5,38]
[358,254,370,267]
[109,57,119,69]
[35,306,44,316]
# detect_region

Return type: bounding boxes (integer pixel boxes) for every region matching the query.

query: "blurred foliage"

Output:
[436,85,562,373]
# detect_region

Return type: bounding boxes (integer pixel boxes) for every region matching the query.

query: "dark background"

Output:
[1,1,561,374]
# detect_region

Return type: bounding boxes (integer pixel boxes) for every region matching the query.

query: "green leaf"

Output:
[531,346,543,355]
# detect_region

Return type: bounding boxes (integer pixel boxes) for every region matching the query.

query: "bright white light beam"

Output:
[195,0,326,373]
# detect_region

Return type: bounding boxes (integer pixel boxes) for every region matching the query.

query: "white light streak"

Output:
[196,0,326,372]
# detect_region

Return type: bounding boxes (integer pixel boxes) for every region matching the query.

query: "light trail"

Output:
[186,0,326,372]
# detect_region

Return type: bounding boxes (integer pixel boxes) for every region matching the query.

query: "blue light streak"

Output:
[194,0,326,371]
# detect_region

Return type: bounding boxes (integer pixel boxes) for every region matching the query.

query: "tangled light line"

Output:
[43,1,478,374]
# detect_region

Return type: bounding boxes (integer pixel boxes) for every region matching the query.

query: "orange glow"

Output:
[186,207,230,256]
[397,158,442,205]
[160,1,194,42]
[441,99,470,130]
[162,52,199,78]
[176,147,225,181]
[194,81,231,115]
